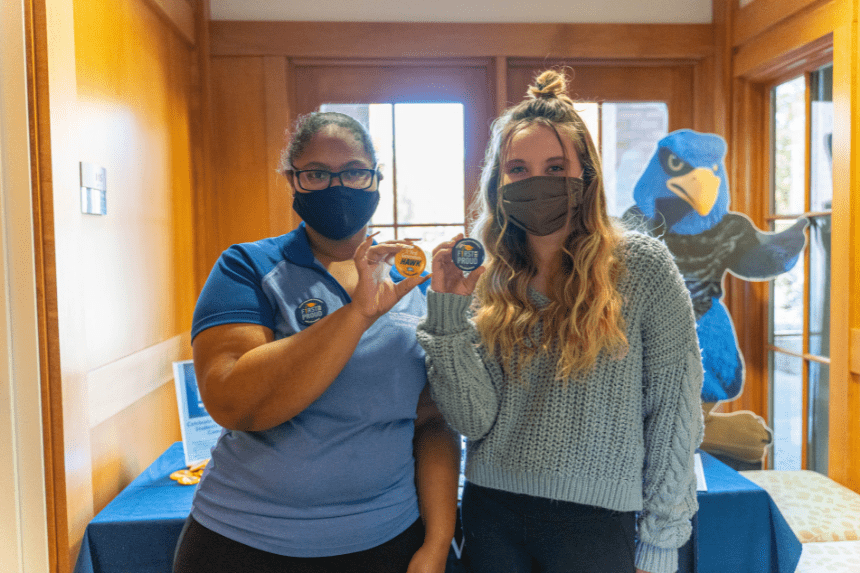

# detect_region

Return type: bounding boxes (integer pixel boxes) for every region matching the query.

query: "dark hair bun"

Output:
[527,70,567,99]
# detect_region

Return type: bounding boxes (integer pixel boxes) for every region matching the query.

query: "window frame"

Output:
[747,52,834,471]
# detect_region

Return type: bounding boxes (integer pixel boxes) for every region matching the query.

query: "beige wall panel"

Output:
[90,381,182,514]
[208,56,272,262]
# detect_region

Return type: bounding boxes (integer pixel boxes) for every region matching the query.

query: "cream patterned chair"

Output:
[740,470,860,572]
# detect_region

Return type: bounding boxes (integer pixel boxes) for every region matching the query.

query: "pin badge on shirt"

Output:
[452,238,485,272]
[394,245,426,277]
[296,298,328,326]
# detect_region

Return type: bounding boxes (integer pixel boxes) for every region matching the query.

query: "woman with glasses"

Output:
[173,112,460,573]
[417,70,704,573]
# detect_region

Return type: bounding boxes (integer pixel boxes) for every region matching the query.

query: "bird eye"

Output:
[658,147,694,176]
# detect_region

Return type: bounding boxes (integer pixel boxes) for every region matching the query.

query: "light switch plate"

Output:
[80,162,106,191]
[80,162,106,215]
[81,187,106,215]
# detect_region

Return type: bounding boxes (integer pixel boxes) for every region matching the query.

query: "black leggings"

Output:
[172,515,425,573]
[460,482,636,573]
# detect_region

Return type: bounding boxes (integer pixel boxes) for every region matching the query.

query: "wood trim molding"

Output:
[210,21,714,60]
[144,0,195,45]
[850,329,860,375]
[733,0,836,79]
[25,0,69,570]
[734,0,830,47]
[264,56,292,237]
[87,333,191,429]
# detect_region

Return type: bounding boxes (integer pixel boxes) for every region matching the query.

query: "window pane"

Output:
[319,103,397,226]
[575,102,600,147]
[770,220,804,354]
[808,361,829,474]
[808,215,830,358]
[770,351,802,470]
[772,76,806,215]
[394,104,464,225]
[810,64,833,213]
[369,104,395,226]
[601,102,669,218]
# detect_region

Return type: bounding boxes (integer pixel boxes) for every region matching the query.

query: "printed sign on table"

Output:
[173,360,222,466]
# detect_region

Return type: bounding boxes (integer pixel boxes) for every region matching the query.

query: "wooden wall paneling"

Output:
[734,0,830,47]
[264,56,293,237]
[669,64,696,132]
[209,56,272,257]
[25,0,70,569]
[721,77,770,421]
[693,55,716,133]
[143,0,195,45]
[76,0,196,543]
[711,0,734,139]
[495,56,509,115]
[210,22,714,60]
[827,0,858,489]
[191,0,216,296]
[90,381,181,513]
[734,0,836,79]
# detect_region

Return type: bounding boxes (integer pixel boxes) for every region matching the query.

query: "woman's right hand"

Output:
[430,234,486,296]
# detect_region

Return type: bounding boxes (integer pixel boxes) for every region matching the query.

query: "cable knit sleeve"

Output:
[415,289,502,441]
[634,238,705,573]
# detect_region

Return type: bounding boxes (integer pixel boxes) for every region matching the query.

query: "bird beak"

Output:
[665,168,721,216]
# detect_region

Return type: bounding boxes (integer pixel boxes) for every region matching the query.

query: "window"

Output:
[321,103,466,257]
[598,102,669,217]
[768,63,832,472]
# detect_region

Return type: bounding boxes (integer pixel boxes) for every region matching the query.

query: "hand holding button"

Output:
[431,234,486,296]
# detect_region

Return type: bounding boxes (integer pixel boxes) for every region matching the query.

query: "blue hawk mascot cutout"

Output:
[624,129,808,466]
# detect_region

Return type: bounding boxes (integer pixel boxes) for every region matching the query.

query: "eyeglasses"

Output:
[289,165,377,191]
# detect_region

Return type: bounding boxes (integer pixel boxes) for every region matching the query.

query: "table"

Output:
[73,443,802,573]
[693,452,802,573]
[74,443,194,573]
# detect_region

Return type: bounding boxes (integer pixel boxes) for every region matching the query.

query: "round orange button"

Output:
[394,245,426,277]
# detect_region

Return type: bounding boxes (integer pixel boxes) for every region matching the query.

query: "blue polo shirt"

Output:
[189,224,428,557]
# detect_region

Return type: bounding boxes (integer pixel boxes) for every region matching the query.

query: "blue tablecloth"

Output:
[73,443,802,573]
[74,443,194,573]
[695,452,802,573]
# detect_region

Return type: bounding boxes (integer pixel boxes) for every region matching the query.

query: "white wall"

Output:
[210,0,713,23]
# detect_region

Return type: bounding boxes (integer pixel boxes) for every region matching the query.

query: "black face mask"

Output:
[498,176,584,236]
[292,186,380,241]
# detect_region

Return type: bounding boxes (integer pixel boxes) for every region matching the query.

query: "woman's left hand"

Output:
[406,541,449,573]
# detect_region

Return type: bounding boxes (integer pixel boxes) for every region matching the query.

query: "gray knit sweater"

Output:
[416,232,704,573]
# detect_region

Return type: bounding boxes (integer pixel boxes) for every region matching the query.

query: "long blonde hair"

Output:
[471,70,628,380]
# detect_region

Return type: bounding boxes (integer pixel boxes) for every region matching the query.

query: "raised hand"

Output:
[431,234,486,296]
[352,234,429,321]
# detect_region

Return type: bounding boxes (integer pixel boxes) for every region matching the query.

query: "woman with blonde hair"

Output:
[417,70,704,573]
